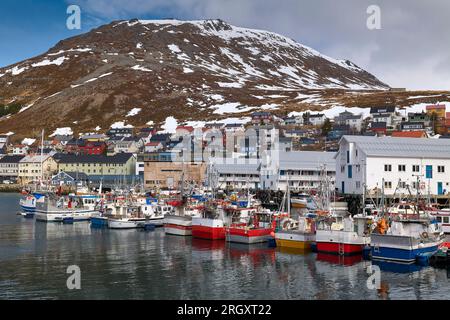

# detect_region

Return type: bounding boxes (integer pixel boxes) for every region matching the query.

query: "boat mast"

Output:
[40,129,44,189]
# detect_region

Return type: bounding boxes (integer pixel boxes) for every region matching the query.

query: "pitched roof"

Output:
[0,155,25,163]
[391,131,427,138]
[279,151,336,171]
[370,106,396,114]
[341,135,450,158]
[53,153,134,164]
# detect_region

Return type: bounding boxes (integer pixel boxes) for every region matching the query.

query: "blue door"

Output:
[426,165,433,179]
[348,165,352,178]
[438,182,443,195]
[341,181,345,193]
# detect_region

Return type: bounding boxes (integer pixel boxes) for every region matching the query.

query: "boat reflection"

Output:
[227,242,276,265]
[371,260,423,273]
[277,246,311,256]
[316,253,363,266]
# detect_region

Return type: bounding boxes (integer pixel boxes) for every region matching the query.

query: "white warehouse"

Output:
[336,135,450,196]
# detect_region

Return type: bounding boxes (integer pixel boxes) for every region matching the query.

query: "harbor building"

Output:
[208,162,260,190]
[143,152,206,190]
[0,155,25,183]
[54,153,136,185]
[335,135,450,196]
[261,151,336,191]
[18,154,58,185]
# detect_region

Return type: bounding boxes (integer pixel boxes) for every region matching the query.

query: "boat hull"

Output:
[164,215,193,236]
[275,231,315,250]
[316,230,369,255]
[192,217,225,240]
[91,216,109,227]
[108,219,145,229]
[35,210,96,222]
[371,234,442,264]
[226,228,272,244]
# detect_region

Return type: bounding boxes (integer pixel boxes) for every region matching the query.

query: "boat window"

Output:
[444,217,449,224]
[437,216,442,223]
[405,205,410,210]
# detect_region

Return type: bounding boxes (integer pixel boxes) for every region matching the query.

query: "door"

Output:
[426,165,433,179]
[438,182,443,195]
[341,181,345,193]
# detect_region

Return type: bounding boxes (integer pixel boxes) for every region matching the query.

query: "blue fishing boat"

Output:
[371,218,444,264]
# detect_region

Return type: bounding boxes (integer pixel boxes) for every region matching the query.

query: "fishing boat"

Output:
[107,204,147,229]
[315,213,373,255]
[35,193,99,222]
[226,210,276,244]
[192,204,228,240]
[19,192,46,216]
[290,193,309,209]
[371,217,444,264]
[431,209,450,234]
[275,213,317,250]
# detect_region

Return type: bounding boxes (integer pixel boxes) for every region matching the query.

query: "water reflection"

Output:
[1,193,450,300]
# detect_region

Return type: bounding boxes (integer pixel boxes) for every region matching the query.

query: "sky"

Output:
[0,0,449,90]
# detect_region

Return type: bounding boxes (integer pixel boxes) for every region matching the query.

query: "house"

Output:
[144,141,163,153]
[0,155,25,183]
[224,123,245,134]
[426,104,447,134]
[52,135,74,147]
[369,122,387,135]
[281,116,297,126]
[106,127,134,138]
[391,131,427,138]
[12,144,29,155]
[66,139,107,155]
[136,127,156,142]
[400,122,425,132]
[408,112,431,127]
[335,111,364,132]
[284,129,308,139]
[370,106,396,117]
[308,113,326,126]
[0,135,9,155]
[51,171,89,187]
[79,133,108,142]
[279,137,293,152]
[335,135,450,196]
[260,151,336,191]
[18,154,58,185]
[54,153,136,184]
[251,112,273,125]
[108,136,143,154]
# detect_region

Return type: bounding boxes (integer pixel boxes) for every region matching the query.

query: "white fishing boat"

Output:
[107,203,147,229]
[431,209,450,234]
[35,193,99,222]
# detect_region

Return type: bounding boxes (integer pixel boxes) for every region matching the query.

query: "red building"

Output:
[66,139,107,155]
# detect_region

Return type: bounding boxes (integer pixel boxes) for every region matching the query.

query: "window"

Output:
[356,181,361,189]
[437,216,442,223]
[398,165,406,172]
[384,181,392,189]
[412,165,420,172]
[348,165,352,179]
[438,166,445,173]
[398,181,406,188]
[444,217,449,224]
[384,164,392,172]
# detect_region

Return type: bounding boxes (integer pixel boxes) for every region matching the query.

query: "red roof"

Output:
[176,126,194,132]
[145,142,161,146]
[426,104,446,110]
[391,131,426,138]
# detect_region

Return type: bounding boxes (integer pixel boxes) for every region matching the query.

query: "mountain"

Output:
[0,19,448,140]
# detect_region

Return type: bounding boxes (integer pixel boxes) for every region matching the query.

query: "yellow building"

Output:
[54,153,136,177]
[18,154,58,185]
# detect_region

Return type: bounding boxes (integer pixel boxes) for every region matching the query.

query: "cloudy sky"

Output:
[1,0,449,90]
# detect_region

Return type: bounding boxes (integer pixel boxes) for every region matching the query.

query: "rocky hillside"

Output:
[0,18,448,140]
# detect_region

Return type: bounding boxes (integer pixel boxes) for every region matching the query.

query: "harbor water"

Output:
[1,193,449,300]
